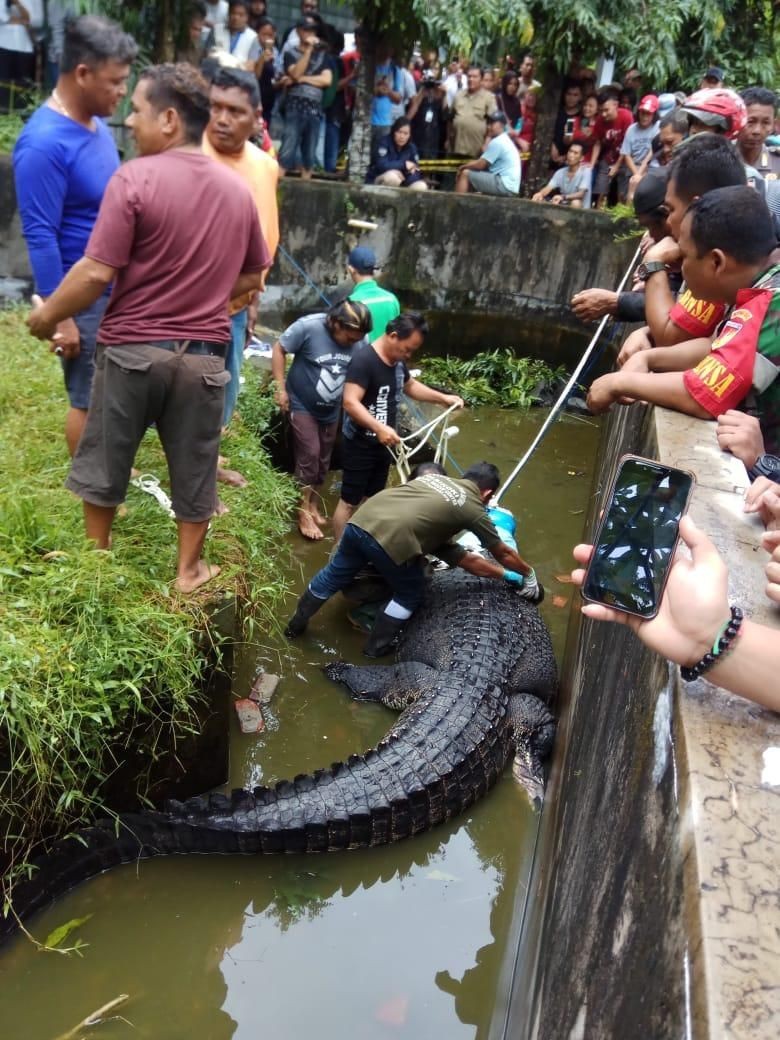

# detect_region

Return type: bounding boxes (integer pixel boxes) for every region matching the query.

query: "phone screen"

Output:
[583,456,694,618]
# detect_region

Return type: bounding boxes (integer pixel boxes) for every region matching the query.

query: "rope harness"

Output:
[385,402,462,483]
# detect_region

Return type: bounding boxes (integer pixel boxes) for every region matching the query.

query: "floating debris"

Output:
[234,698,264,734]
[249,672,280,705]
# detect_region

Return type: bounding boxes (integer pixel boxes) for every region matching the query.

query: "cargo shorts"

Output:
[66,341,230,522]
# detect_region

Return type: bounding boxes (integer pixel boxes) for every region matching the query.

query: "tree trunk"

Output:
[525,60,562,197]
[153,0,177,63]
[347,35,375,184]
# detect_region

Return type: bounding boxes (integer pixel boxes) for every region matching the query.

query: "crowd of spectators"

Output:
[4,2,780,210]
[10,8,780,687]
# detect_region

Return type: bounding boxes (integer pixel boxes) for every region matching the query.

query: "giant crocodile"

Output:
[2,569,556,939]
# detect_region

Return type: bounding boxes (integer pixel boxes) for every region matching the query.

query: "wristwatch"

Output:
[636,260,667,280]
[747,453,780,482]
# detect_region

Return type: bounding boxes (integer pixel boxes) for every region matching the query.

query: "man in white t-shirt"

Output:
[455,111,521,196]
[203,0,228,30]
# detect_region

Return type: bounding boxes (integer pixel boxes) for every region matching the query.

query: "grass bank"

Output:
[0,309,296,894]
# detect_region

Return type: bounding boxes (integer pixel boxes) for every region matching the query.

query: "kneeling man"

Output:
[285,461,543,657]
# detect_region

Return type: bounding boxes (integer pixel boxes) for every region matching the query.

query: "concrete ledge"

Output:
[505,404,780,1040]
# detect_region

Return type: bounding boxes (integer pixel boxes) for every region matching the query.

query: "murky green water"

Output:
[1,406,600,1040]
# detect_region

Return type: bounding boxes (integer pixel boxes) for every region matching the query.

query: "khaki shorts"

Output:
[66,342,230,522]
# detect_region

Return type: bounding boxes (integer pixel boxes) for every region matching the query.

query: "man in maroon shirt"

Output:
[27,63,270,593]
[590,87,634,207]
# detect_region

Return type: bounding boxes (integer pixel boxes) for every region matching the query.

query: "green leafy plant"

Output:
[0,309,296,915]
[421,349,566,409]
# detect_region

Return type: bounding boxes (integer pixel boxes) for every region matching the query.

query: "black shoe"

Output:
[363,612,406,658]
[284,589,325,637]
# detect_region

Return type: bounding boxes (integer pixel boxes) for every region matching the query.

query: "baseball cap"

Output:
[657,92,676,116]
[633,171,668,216]
[703,66,724,83]
[638,94,660,113]
[296,15,319,30]
[347,246,377,274]
[487,110,507,125]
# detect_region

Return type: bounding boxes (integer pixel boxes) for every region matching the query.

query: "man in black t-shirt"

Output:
[331,312,465,541]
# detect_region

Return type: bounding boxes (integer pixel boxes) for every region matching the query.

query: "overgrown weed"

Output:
[0,309,296,903]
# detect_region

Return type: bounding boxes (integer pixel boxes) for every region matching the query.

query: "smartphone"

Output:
[564,118,575,136]
[582,455,695,619]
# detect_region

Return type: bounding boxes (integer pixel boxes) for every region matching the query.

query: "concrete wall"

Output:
[0,162,633,361]
[499,404,780,1040]
[266,180,636,361]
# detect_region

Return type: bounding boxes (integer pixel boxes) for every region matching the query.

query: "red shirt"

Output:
[86,150,269,345]
[592,109,633,165]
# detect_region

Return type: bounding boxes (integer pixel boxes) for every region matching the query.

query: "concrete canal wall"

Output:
[500,405,780,1040]
[0,162,634,360]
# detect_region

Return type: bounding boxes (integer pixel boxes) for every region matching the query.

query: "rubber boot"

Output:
[363,611,406,658]
[284,589,325,637]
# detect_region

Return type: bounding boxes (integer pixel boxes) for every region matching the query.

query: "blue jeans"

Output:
[223,308,248,426]
[64,294,109,409]
[324,117,341,172]
[279,104,321,171]
[309,524,426,611]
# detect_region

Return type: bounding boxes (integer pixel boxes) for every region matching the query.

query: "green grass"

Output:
[420,348,567,408]
[0,309,296,893]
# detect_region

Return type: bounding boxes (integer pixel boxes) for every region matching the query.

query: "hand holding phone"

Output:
[581,455,695,619]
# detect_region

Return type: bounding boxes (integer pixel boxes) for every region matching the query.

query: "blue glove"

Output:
[503,570,523,585]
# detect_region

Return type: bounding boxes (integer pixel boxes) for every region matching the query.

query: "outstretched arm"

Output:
[571,515,780,711]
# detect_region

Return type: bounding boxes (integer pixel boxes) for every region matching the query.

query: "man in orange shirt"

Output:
[203,66,279,438]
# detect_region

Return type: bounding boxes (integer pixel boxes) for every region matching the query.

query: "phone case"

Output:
[581,453,696,619]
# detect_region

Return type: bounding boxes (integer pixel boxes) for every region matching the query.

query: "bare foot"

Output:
[298,509,324,540]
[217,466,248,488]
[174,561,221,594]
[214,498,230,517]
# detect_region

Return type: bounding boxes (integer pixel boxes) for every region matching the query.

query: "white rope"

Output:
[388,403,461,483]
[130,473,175,517]
[492,243,643,507]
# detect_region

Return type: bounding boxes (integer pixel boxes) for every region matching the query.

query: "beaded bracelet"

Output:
[680,605,744,682]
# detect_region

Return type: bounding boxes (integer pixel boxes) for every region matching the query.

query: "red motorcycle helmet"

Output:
[680,88,747,139]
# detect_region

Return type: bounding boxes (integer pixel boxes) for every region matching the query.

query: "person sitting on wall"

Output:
[366,116,428,190]
[454,111,521,197]
[586,187,780,463]
[285,461,543,657]
[331,312,465,542]
[271,300,373,541]
[532,141,591,207]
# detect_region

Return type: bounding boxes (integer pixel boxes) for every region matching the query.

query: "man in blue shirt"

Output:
[454,111,521,196]
[13,14,136,455]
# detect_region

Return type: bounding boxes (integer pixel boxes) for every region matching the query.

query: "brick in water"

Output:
[235,698,264,733]
[249,672,280,704]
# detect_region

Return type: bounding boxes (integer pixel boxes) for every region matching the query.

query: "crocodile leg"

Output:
[508,692,556,806]
[324,660,438,710]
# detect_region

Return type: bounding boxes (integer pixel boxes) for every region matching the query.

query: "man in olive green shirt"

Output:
[347,246,400,343]
[449,66,494,158]
[285,461,543,656]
